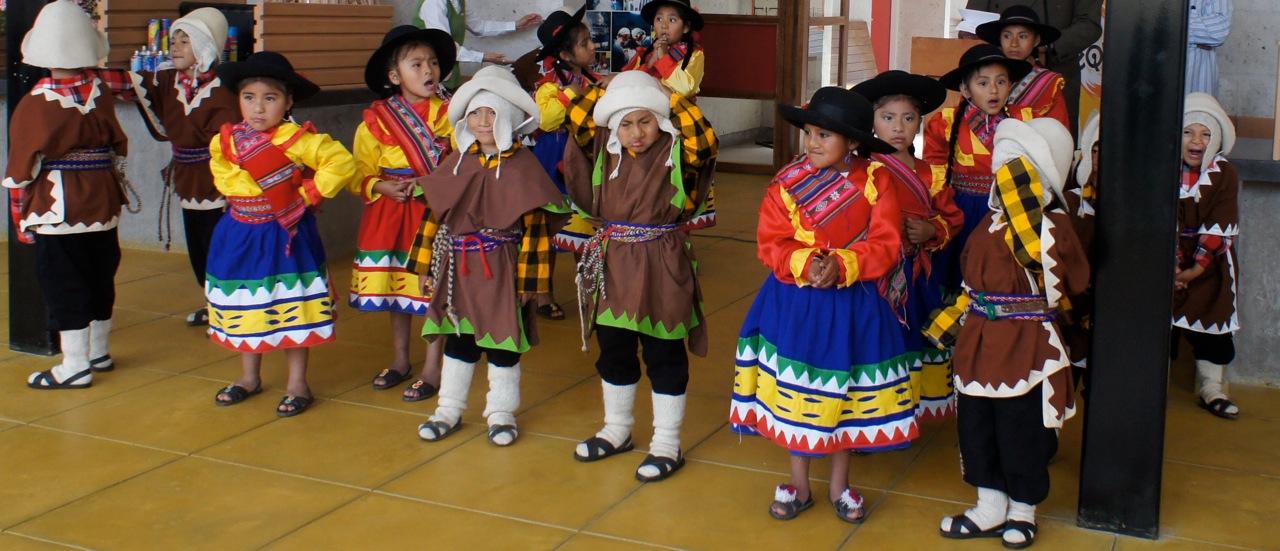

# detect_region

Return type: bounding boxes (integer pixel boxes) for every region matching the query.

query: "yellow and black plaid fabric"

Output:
[567,86,606,148]
[923,292,971,349]
[671,95,718,168]
[516,210,554,294]
[996,157,1044,273]
[406,214,441,275]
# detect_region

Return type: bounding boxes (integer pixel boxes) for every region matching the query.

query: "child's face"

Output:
[170,30,196,72]
[560,26,595,70]
[467,107,499,153]
[872,98,922,154]
[239,80,293,132]
[616,109,662,155]
[960,64,1012,116]
[1183,123,1211,168]
[999,24,1040,62]
[803,124,857,170]
[389,44,442,103]
[653,6,690,44]
[1090,142,1100,178]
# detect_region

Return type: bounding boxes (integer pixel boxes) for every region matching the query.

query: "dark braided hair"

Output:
[553,25,598,85]
[637,13,698,70]
[943,62,1000,187]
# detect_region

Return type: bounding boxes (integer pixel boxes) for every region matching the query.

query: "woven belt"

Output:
[227,196,277,224]
[430,226,523,334]
[952,173,995,196]
[968,290,1056,321]
[172,146,212,165]
[44,147,113,171]
[576,222,679,350]
[380,167,416,181]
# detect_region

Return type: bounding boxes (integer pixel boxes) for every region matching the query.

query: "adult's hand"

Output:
[516,14,542,31]
[484,52,512,65]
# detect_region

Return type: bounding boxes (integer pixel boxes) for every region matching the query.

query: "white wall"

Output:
[1217,0,1279,121]
[889,0,950,70]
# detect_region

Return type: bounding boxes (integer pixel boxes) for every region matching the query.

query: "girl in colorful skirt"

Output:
[731,86,917,522]
[562,71,718,482]
[532,5,602,319]
[852,70,964,422]
[411,66,569,446]
[207,52,356,417]
[351,26,457,400]
[923,44,1032,291]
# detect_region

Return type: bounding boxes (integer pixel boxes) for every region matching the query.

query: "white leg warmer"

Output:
[89,318,113,369]
[1003,499,1037,546]
[647,392,685,460]
[575,381,636,458]
[940,487,1008,534]
[1196,360,1229,402]
[429,355,475,426]
[482,362,521,428]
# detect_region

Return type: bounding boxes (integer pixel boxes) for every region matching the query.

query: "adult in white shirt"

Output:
[1185,0,1233,96]
[414,0,542,89]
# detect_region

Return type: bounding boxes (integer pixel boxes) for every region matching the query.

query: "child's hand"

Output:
[1174,264,1205,290]
[808,254,842,289]
[372,180,411,202]
[649,38,669,67]
[904,218,937,244]
[420,275,435,293]
[598,73,617,88]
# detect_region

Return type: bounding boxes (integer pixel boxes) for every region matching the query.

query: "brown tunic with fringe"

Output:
[1173,160,1239,335]
[133,70,239,207]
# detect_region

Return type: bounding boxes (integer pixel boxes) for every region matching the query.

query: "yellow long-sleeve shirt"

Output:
[208,121,356,202]
[350,97,454,202]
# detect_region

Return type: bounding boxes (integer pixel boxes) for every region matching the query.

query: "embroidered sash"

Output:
[219,121,311,236]
[371,96,449,178]
[1008,67,1058,111]
[965,108,1004,149]
[776,157,864,235]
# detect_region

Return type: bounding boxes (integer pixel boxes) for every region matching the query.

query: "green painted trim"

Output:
[737,336,913,388]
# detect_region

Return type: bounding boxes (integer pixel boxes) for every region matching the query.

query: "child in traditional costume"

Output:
[924,44,1032,291]
[1174,93,1241,420]
[622,0,716,232]
[532,5,600,320]
[207,52,357,417]
[1063,111,1099,379]
[926,117,1087,549]
[351,26,457,400]
[562,71,717,482]
[7,0,132,389]
[852,70,964,422]
[975,6,1070,130]
[130,8,239,328]
[731,86,916,522]
[412,66,569,447]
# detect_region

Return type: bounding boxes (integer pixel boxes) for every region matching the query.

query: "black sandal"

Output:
[487,424,519,447]
[635,452,685,482]
[215,383,262,406]
[536,303,566,321]
[186,308,209,327]
[574,436,634,462]
[402,380,439,402]
[27,369,93,390]
[418,419,461,442]
[1002,519,1037,549]
[276,395,313,418]
[769,484,814,520]
[1198,397,1239,420]
[832,488,866,524]
[90,354,115,373]
[372,368,412,390]
[940,514,1006,539]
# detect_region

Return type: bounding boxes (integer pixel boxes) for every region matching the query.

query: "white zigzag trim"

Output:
[954,319,1073,427]
[354,255,412,269]
[753,344,912,393]
[732,399,917,450]
[21,171,67,230]
[1181,155,1226,201]
[130,71,167,138]
[207,278,332,307]
[176,76,219,116]
[180,198,227,210]
[212,324,334,350]
[1198,223,1238,237]
[33,217,120,234]
[33,81,101,115]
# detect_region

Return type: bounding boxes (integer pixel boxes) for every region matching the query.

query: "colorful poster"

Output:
[1078,1,1104,128]
[586,0,655,74]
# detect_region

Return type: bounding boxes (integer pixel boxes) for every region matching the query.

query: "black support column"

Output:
[6,0,56,355]
[1076,0,1188,539]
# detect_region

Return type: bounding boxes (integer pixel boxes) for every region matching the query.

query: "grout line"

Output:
[1165,458,1280,479]
[252,492,368,551]
[22,424,192,456]
[1,530,94,550]
[188,455,373,492]
[367,489,581,532]
[566,531,686,550]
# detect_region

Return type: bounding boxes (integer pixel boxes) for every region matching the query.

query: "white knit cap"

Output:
[990,117,1074,207]
[1074,110,1100,187]
[1184,92,1235,164]
[594,71,678,179]
[21,0,109,70]
[448,66,540,177]
[171,8,229,73]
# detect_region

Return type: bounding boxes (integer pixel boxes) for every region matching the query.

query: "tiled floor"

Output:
[1,172,1276,550]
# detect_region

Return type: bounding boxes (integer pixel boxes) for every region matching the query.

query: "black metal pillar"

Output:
[6,0,56,355]
[1076,0,1188,539]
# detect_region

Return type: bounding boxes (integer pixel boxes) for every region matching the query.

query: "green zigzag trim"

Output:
[354,250,410,265]
[596,307,697,339]
[206,269,327,296]
[737,336,913,388]
[422,315,529,353]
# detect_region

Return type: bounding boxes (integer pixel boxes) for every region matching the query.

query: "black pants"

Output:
[595,325,689,395]
[1170,327,1235,365]
[182,207,222,287]
[34,230,121,331]
[444,333,521,367]
[956,387,1059,505]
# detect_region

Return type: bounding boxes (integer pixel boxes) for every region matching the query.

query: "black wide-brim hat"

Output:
[851,70,949,115]
[938,44,1032,91]
[779,86,896,154]
[535,4,588,61]
[364,26,458,95]
[217,51,320,101]
[641,0,704,32]
[975,5,1061,47]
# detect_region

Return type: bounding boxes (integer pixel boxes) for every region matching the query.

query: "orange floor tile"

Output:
[1,172,1276,550]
